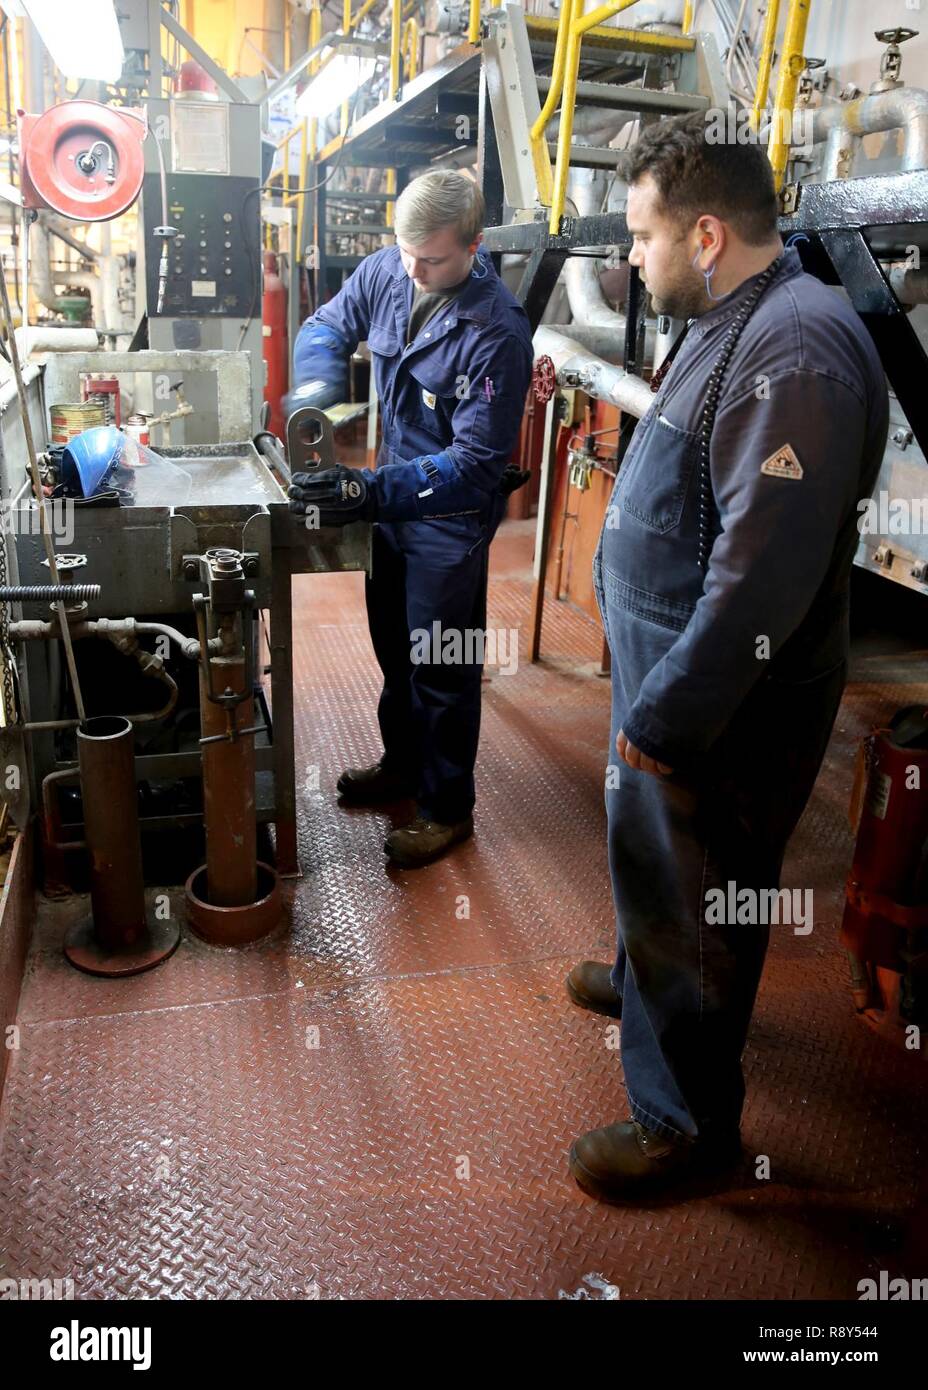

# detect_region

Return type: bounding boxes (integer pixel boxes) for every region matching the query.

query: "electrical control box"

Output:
[142,172,259,317]
[139,97,264,441]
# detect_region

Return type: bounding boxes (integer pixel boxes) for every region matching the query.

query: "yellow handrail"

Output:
[768,0,811,190]
[751,0,780,132]
[308,1,322,160]
[468,0,480,46]
[265,122,309,254]
[529,0,578,208]
[383,3,415,234]
[402,18,420,80]
[353,0,382,25]
[340,0,352,135]
[682,0,693,32]
[389,0,402,98]
[549,0,643,234]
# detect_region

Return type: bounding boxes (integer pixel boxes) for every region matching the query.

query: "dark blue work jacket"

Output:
[292,244,534,520]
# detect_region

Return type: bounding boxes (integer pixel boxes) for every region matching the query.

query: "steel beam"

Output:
[516,246,568,332]
[819,227,928,460]
[537,76,707,114]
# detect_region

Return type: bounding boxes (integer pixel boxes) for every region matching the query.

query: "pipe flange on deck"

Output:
[64,909,181,977]
[184,861,282,947]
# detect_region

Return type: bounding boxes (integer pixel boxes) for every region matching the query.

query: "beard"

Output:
[648,269,708,320]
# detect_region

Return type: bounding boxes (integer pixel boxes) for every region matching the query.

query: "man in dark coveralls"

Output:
[566,112,889,1201]
[287,172,533,867]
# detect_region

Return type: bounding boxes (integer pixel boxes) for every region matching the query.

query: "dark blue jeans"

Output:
[365,504,503,824]
[599,569,846,1142]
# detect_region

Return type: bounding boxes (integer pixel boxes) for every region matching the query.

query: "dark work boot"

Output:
[336,761,415,805]
[566,961,622,1018]
[569,1120,742,1203]
[384,814,474,868]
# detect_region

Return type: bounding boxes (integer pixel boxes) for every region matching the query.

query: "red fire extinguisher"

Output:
[841,705,928,1021]
[262,251,288,442]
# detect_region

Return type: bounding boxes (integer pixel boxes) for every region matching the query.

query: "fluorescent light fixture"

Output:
[20,0,125,84]
[295,51,377,121]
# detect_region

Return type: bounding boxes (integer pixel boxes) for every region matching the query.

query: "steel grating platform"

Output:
[0,520,926,1300]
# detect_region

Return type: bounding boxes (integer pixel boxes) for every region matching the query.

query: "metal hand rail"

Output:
[768,0,812,189]
[548,0,644,235]
[751,0,781,132]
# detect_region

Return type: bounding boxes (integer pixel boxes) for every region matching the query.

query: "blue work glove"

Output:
[282,379,343,418]
[288,465,377,526]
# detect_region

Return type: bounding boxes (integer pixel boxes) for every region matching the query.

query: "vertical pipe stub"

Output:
[64,714,181,976]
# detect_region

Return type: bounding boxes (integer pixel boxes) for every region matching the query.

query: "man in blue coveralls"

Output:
[566,112,889,1201]
[286,172,534,867]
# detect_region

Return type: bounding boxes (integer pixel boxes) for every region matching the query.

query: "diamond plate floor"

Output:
[1,522,926,1300]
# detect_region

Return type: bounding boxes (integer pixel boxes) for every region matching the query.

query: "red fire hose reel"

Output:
[17,100,146,222]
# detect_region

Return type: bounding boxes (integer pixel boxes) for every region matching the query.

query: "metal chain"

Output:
[697,254,786,570]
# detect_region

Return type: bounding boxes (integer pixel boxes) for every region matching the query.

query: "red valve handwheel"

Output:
[532,354,556,403]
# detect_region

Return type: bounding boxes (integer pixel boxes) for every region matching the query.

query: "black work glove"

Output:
[499,465,531,497]
[288,465,377,527]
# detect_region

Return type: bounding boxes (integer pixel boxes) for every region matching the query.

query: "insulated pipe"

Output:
[810,88,928,175]
[565,167,627,330]
[44,216,100,260]
[821,125,859,182]
[563,166,656,359]
[549,105,637,139]
[539,322,629,361]
[890,266,928,305]
[533,323,653,417]
[14,326,98,355]
[29,222,103,327]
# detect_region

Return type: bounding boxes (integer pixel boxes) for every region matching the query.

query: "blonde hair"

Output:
[394,171,485,248]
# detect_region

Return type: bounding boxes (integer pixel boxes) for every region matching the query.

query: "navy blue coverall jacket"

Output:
[593,247,889,1145]
[292,244,534,821]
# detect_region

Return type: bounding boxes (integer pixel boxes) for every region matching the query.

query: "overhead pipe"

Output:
[536,321,628,361]
[13,326,98,355]
[889,265,928,305]
[556,163,658,385]
[29,222,103,328]
[810,87,928,179]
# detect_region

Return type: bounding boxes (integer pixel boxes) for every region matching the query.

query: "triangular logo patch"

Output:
[760,443,803,479]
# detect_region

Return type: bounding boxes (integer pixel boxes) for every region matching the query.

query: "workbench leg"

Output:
[270,555,299,877]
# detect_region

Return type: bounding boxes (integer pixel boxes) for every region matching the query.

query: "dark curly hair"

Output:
[618,110,779,246]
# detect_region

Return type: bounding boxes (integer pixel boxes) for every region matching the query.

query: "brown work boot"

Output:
[384,814,474,867]
[569,1120,742,1203]
[566,960,622,1018]
[336,761,414,805]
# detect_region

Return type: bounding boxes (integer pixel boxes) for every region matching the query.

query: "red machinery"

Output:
[841,706,928,1024]
[262,250,288,441]
[17,101,146,222]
